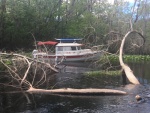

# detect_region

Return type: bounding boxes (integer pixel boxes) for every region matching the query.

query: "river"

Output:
[0,62,150,113]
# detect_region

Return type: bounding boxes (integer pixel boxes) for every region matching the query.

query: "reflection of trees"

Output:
[0,78,52,112]
[0,89,34,112]
[130,62,150,84]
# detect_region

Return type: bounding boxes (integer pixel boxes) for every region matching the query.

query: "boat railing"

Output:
[56,49,92,55]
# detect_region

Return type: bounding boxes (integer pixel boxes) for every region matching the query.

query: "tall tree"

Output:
[0,0,6,49]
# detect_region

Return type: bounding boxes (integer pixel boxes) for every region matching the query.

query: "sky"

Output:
[108,0,135,4]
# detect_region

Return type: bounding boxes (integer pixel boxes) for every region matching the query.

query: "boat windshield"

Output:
[71,46,76,51]
[70,46,81,51]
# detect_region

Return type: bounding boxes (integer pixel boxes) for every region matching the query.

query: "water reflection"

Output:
[0,62,150,113]
[129,62,150,84]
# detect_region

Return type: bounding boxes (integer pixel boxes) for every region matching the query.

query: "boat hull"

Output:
[34,51,103,63]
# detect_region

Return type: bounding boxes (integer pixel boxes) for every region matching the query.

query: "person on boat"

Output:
[32,49,38,59]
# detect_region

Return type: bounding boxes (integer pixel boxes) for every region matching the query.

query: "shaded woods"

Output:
[0,0,150,54]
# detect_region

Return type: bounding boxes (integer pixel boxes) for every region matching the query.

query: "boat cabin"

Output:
[55,43,83,55]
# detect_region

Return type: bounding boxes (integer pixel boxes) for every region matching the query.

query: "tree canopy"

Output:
[0,0,150,53]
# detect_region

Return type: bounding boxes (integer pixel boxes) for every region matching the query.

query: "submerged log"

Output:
[27,87,127,95]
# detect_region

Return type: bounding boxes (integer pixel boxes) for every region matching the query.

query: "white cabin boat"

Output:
[32,39,103,64]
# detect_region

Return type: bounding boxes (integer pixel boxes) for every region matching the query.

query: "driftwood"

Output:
[119,30,144,84]
[27,87,127,95]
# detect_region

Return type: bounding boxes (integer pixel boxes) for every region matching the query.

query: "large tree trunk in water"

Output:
[119,31,140,84]
[27,87,127,95]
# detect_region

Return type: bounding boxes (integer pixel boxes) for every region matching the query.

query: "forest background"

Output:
[0,0,150,54]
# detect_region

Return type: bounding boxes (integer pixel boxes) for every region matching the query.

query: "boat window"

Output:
[77,46,81,50]
[57,47,63,51]
[63,47,71,51]
[71,46,76,51]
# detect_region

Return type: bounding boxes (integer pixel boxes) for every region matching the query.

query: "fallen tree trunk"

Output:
[119,31,144,84]
[27,87,127,95]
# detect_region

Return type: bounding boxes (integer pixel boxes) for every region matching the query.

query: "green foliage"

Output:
[0,0,150,53]
[0,0,110,50]
[0,59,12,71]
[0,62,6,71]
[102,55,150,63]
[85,70,121,76]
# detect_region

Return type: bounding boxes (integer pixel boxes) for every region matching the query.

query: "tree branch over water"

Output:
[119,30,145,84]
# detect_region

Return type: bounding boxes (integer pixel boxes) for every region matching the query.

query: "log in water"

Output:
[27,87,127,96]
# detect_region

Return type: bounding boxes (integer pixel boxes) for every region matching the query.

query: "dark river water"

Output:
[1,62,150,113]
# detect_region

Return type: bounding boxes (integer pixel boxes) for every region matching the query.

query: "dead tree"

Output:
[0,52,127,96]
[119,30,145,84]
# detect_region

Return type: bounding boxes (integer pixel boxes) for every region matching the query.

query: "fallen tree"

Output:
[0,53,58,90]
[119,30,145,84]
[0,52,58,73]
[0,52,127,96]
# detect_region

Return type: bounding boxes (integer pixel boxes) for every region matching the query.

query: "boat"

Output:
[32,38,103,64]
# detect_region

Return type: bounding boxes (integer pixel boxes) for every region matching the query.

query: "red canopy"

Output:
[38,41,58,46]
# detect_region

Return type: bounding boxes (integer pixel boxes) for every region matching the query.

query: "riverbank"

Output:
[103,55,150,63]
